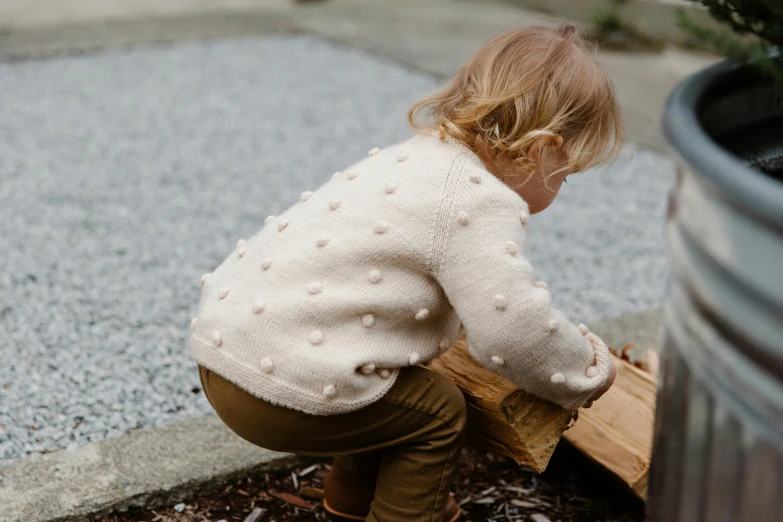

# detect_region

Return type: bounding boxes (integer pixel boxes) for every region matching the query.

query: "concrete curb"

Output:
[0,308,661,522]
[0,10,296,62]
[0,416,303,522]
[492,0,724,47]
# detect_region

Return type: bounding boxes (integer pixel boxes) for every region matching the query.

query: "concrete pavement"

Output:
[0,0,291,29]
[0,416,298,522]
[0,0,718,151]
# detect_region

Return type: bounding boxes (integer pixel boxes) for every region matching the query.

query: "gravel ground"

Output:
[0,35,674,464]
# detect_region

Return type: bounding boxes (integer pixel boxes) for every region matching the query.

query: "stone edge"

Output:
[0,415,305,522]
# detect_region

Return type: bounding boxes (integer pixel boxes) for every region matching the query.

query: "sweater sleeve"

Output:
[433,163,611,411]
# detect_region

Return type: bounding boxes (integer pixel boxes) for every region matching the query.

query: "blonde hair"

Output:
[409,25,623,187]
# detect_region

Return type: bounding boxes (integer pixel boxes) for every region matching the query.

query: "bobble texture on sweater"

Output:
[191,132,610,415]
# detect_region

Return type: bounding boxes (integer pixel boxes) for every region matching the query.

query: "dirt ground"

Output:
[95,444,644,522]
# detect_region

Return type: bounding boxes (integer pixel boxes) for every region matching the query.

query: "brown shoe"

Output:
[323,459,375,521]
[323,461,460,522]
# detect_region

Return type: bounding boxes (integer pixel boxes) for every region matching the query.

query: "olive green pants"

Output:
[198,365,468,522]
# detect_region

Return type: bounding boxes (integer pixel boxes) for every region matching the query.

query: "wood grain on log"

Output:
[563,355,656,499]
[426,337,573,472]
[426,335,656,498]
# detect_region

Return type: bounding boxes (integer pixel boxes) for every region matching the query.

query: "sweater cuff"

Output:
[558,326,612,410]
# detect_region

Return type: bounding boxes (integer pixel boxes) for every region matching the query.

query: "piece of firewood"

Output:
[426,337,573,472]
[563,352,656,499]
[427,336,656,498]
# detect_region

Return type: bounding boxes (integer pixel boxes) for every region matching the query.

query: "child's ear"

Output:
[526,133,564,159]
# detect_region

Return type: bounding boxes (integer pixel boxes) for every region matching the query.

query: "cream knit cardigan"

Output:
[191,132,611,414]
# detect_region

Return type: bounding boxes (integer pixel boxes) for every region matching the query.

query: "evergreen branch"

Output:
[677,5,783,86]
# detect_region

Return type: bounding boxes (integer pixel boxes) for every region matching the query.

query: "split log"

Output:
[426,336,657,498]
[427,338,573,472]
[563,352,656,499]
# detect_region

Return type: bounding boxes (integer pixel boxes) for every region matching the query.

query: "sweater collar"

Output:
[418,129,480,160]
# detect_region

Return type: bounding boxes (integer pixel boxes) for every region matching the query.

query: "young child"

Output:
[191,25,620,522]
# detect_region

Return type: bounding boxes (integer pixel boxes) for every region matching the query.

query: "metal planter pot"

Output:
[651,60,783,521]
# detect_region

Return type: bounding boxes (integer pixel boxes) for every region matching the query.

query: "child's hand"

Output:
[582,358,616,408]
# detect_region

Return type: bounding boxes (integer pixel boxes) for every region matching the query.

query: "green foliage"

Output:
[679,0,783,84]
[591,8,622,33]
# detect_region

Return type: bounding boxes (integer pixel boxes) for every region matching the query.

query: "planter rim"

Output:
[663,59,783,228]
